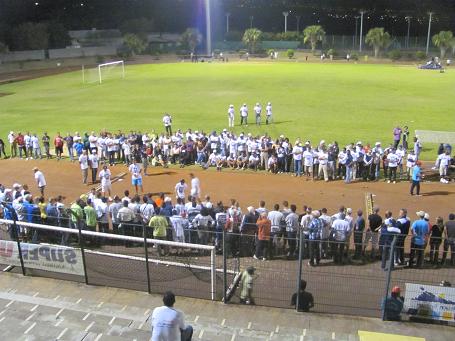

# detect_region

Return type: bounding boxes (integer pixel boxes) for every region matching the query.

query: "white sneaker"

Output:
[393,181,396,184]
[387,180,391,183]
[253,255,259,260]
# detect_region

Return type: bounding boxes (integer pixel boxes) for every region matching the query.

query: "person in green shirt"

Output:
[84,199,97,232]
[62,199,84,245]
[149,212,169,256]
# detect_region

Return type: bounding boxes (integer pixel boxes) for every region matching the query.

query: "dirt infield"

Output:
[1,158,453,219]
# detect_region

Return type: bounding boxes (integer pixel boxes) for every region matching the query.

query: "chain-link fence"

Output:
[1,213,454,321]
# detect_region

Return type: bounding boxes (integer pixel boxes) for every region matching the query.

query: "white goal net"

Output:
[82,60,125,84]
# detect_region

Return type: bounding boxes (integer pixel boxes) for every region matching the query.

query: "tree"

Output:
[47,22,71,49]
[120,18,154,40]
[10,22,49,51]
[303,25,325,52]
[181,28,202,53]
[365,28,391,58]
[432,30,453,59]
[242,28,262,54]
[122,33,147,56]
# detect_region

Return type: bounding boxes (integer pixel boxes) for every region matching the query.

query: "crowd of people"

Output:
[1,123,453,192]
[1,173,455,268]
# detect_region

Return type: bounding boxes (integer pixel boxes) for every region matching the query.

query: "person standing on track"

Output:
[33,167,46,197]
[189,173,200,199]
[175,179,188,203]
[129,159,143,195]
[79,150,89,185]
[228,104,235,128]
[410,160,422,196]
[99,164,112,198]
[54,132,64,161]
[88,150,99,185]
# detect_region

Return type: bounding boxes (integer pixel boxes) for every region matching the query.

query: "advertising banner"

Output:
[404,283,455,322]
[0,239,84,276]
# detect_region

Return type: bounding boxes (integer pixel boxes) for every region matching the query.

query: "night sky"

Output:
[0,0,454,38]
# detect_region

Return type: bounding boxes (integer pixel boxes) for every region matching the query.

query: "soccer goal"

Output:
[82,60,125,84]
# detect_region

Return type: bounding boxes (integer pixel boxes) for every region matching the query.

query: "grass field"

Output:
[1,61,454,160]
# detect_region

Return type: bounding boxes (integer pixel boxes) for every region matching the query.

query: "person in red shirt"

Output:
[15,132,26,158]
[254,212,271,261]
[54,132,64,160]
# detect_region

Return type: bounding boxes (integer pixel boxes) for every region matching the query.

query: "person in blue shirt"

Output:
[408,211,429,268]
[410,160,422,196]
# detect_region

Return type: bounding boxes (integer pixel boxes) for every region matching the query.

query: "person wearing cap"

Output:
[410,160,422,196]
[408,211,429,268]
[381,286,404,321]
[151,291,193,341]
[33,167,46,197]
[228,104,235,128]
[265,102,273,124]
[239,103,248,126]
[239,266,255,304]
[254,102,262,125]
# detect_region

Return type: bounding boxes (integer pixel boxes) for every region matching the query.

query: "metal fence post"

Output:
[295,230,304,312]
[222,227,227,303]
[382,235,397,321]
[75,216,89,285]
[13,216,26,276]
[142,223,152,294]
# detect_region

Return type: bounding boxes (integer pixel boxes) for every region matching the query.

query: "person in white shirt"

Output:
[405,150,416,180]
[265,102,273,125]
[151,291,193,341]
[79,150,89,184]
[8,131,17,158]
[162,113,172,135]
[99,165,112,197]
[395,145,405,179]
[129,160,143,194]
[170,210,187,243]
[303,147,313,178]
[88,132,98,153]
[292,142,303,176]
[33,167,46,196]
[24,132,32,160]
[189,173,201,199]
[88,150,99,185]
[175,179,188,202]
[239,103,248,126]
[29,134,41,159]
[268,204,284,257]
[436,149,452,182]
[386,148,399,183]
[331,213,350,264]
[228,104,235,128]
[318,149,329,181]
[254,102,262,125]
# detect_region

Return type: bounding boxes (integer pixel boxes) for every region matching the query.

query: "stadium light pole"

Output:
[226,12,230,33]
[405,16,412,49]
[250,15,254,28]
[359,10,365,52]
[283,11,289,33]
[296,15,301,32]
[205,0,212,55]
[426,12,433,56]
[354,16,360,49]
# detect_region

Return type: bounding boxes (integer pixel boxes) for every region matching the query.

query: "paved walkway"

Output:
[0,273,452,340]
